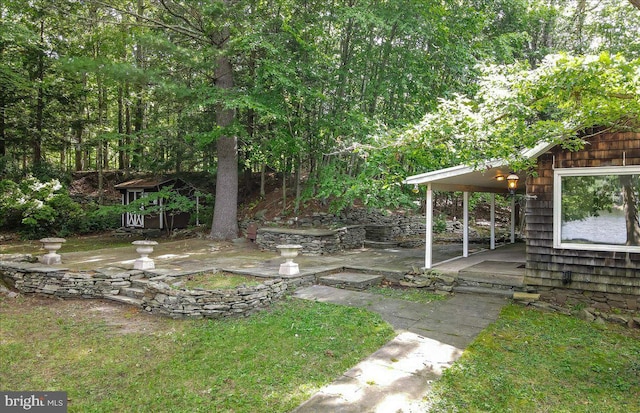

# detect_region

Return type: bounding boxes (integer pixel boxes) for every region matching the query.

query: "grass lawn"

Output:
[367,285,447,304]
[0,295,394,412]
[172,272,262,290]
[428,304,640,412]
[0,234,141,255]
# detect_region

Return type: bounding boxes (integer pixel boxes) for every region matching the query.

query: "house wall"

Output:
[525,131,640,308]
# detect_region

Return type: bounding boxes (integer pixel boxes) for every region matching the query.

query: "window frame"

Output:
[553,165,640,252]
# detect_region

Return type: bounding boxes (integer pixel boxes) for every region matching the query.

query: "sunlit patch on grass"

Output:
[428,304,640,412]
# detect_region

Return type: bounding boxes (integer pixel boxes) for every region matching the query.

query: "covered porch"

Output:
[403,142,553,270]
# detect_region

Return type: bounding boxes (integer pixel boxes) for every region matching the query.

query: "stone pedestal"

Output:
[39,238,66,265]
[132,240,158,270]
[276,244,303,276]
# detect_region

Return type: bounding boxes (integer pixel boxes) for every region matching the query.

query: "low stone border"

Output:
[141,277,287,319]
[0,260,290,320]
[0,261,137,298]
[256,226,365,255]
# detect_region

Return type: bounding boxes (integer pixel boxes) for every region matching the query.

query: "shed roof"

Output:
[403,141,557,193]
[114,178,177,190]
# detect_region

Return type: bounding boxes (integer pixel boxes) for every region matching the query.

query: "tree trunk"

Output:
[260,162,266,198]
[74,124,83,171]
[0,90,6,157]
[630,0,640,11]
[621,175,640,245]
[209,49,239,240]
[33,20,45,166]
[0,39,4,157]
[117,85,126,170]
[282,157,287,215]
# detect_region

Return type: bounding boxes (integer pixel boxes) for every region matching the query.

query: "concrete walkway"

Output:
[39,238,514,412]
[292,286,508,412]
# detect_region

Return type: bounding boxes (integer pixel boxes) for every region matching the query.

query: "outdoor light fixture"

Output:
[506,172,519,194]
[495,175,505,182]
[412,183,420,193]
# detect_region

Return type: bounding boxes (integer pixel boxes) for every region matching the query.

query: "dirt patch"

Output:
[0,295,181,336]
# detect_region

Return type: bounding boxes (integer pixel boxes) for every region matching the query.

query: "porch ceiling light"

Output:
[412,183,420,193]
[507,172,519,194]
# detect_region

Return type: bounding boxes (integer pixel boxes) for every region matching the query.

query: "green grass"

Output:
[0,234,141,254]
[367,285,447,304]
[428,304,640,412]
[0,296,394,412]
[173,272,262,290]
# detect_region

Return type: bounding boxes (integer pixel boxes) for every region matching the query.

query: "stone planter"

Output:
[132,240,159,270]
[39,238,66,265]
[276,244,303,276]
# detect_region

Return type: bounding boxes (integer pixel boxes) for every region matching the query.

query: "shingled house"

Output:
[405,129,640,307]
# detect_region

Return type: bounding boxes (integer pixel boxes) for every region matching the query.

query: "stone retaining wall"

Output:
[256,225,366,254]
[0,261,290,319]
[141,278,287,319]
[537,286,640,312]
[0,262,136,298]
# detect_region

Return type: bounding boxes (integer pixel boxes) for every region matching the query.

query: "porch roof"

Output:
[403,141,556,193]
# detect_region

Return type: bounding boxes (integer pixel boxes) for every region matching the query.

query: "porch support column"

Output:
[510,196,516,243]
[463,191,469,257]
[424,183,433,269]
[490,193,496,250]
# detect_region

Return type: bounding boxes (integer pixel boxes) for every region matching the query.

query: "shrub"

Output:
[0,176,88,239]
[433,214,448,233]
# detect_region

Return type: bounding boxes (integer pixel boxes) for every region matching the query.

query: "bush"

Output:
[86,204,122,232]
[434,214,448,233]
[0,176,88,239]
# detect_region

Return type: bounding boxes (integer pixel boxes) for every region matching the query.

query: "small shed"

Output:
[114,177,197,230]
[405,129,640,299]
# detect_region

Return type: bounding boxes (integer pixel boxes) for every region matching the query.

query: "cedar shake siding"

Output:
[525,131,640,296]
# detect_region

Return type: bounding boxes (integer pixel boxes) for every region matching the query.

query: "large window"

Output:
[554,166,640,252]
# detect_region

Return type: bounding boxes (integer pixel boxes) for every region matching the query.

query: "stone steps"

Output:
[104,294,143,307]
[363,240,399,249]
[131,278,150,289]
[120,286,145,299]
[318,272,384,291]
[453,285,515,298]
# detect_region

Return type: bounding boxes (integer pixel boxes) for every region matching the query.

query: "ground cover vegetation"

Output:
[367,284,447,304]
[428,305,640,412]
[0,295,394,412]
[172,272,262,290]
[1,1,639,239]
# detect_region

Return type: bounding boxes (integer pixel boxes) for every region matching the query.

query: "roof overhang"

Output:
[403,141,557,194]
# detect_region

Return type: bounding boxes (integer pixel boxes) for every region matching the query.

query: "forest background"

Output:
[1,0,639,239]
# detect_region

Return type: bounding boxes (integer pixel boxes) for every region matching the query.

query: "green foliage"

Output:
[561,175,618,221]
[429,305,640,412]
[433,214,448,234]
[0,177,86,238]
[85,204,122,233]
[400,53,640,173]
[94,185,197,232]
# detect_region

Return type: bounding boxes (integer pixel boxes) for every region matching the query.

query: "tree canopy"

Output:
[1,0,639,235]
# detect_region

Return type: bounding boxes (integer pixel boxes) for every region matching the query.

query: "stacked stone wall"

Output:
[537,286,640,312]
[0,261,290,320]
[142,279,287,319]
[0,262,136,299]
[256,226,366,254]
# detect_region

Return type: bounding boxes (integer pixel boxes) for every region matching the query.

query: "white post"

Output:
[463,191,469,257]
[490,193,496,250]
[510,196,516,243]
[425,183,433,269]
